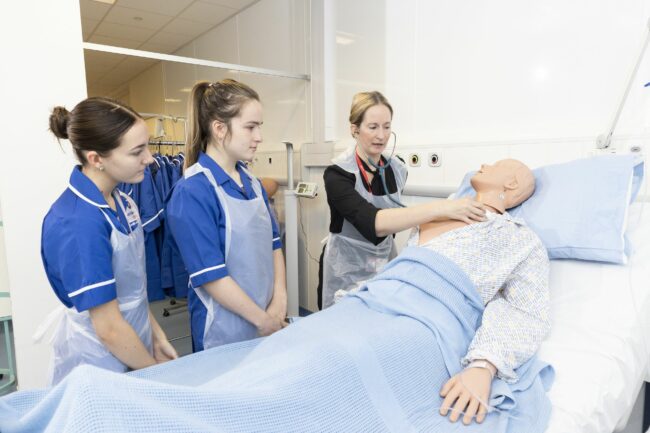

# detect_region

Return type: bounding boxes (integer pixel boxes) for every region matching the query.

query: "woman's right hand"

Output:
[439,198,486,224]
[256,313,285,337]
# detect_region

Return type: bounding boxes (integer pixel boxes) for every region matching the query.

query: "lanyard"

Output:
[354,152,383,193]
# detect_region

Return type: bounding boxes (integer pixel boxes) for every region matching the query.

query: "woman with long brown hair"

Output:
[166,79,287,352]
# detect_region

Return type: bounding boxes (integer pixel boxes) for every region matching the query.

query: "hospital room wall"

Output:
[383,0,650,191]
[123,0,311,155]
[0,0,86,388]
[291,0,650,312]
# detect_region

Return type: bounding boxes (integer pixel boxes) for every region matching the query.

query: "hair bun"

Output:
[49,106,70,139]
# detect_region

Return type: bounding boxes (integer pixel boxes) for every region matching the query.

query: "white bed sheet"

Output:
[540,202,650,433]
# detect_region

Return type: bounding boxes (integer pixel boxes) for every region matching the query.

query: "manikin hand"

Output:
[153,338,178,363]
[439,366,494,425]
[442,198,487,224]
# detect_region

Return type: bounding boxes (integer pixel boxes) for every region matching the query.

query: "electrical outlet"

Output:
[630,145,644,156]
[428,152,442,167]
[409,153,421,167]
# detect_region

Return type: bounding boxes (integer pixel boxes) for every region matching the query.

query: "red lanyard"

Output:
[355,152,383,193]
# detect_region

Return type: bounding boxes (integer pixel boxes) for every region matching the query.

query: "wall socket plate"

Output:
[408,153,421,167]
[428,152,442,167]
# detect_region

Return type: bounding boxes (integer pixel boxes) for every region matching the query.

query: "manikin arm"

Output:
[463,240,550,382]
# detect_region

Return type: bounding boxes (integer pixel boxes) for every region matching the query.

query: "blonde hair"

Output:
[185,79,260,169]
[348,91,393,138]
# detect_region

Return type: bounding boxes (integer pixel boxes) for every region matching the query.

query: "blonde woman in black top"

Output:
[319,91,486,309]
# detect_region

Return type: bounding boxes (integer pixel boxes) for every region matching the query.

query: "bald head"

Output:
[471,159,535,210]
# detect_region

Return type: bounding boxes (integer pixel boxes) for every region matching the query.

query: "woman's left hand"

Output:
[439,367,493,425]
[153,338,179,363]
[266,301,288,327]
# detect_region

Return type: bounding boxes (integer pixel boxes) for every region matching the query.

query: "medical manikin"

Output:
[414,159,548,424]
[333,158,549,425]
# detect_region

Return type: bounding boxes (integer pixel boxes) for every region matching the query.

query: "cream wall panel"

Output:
[244,74,309,152]
[195,18,239,63]
[129,62,165,113]
[0,0,87,388]
[195,66,239,83]
[129,63,165,139]
[238,0,307,74]
[163,62,196,118]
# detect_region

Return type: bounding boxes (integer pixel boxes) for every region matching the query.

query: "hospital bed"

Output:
[540,201,650,433]
[1,162,648,433]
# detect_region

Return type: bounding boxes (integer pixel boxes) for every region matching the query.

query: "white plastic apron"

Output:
[322,146,407,308]
[184,162,274,349]
[35,191,152,386]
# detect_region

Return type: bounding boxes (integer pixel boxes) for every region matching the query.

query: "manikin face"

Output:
[470,159,535,210]
[99,119,153,184]
[353,104,392,160]
[222,100,263,162]
[470,159,522,192]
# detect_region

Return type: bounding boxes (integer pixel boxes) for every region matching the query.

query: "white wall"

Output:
[293,0,650,312]
[161,0,311,153]
[384,0,650,184]
[0,0,86,388]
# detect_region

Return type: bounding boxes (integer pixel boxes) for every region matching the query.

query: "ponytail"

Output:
[185,82,211,168]
[183,79,260,169]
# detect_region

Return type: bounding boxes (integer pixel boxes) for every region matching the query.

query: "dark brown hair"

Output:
[185,79,260,168]
[49,97,142,164]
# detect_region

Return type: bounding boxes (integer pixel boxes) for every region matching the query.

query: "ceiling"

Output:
[81,0,257,97]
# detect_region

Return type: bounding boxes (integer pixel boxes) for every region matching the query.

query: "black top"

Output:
[323,154,404,246]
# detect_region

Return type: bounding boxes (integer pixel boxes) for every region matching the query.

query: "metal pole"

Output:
[283,142,299,316]
[597,18,650,149]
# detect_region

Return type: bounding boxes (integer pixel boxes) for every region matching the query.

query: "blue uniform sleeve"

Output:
[166,179,229,288]
[259,182,282,250]
[58,217,117,312]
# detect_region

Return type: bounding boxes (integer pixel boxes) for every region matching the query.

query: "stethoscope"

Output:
[354,131,406,208]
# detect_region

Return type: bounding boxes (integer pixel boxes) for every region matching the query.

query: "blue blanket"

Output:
[0,247,553,432]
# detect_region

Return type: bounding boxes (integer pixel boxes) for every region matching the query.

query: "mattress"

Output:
[540,202,650,433]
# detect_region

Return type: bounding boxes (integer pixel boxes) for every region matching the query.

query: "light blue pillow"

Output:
[454,155,645,264]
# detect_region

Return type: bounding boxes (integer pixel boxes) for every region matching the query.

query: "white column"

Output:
[0,0,87,388]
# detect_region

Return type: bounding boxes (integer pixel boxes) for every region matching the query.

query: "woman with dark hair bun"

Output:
[40,97,177,385]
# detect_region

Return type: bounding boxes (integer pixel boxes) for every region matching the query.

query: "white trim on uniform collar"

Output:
[68,184,110,208]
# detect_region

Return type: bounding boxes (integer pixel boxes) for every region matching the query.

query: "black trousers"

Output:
[316,244,326,311]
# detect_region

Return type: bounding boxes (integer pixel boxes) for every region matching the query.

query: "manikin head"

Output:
[470,159,535,213]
